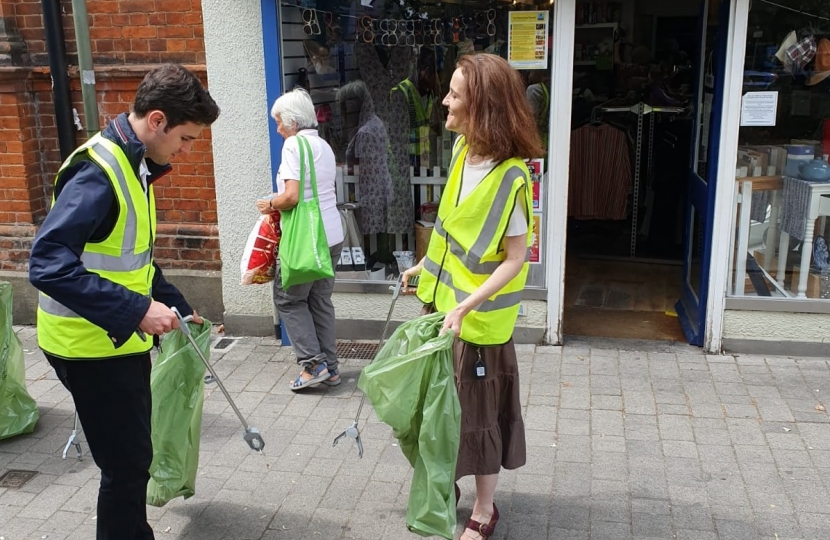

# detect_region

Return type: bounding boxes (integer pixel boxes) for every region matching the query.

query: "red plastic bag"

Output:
[240,211,281,285]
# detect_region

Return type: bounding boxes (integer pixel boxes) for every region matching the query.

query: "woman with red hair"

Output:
[403,53,544,540]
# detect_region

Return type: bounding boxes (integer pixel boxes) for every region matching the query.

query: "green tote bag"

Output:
[279,135,334,288]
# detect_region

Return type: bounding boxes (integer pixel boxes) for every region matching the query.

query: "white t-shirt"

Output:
[276,129,344,247]
[458,158,528,237]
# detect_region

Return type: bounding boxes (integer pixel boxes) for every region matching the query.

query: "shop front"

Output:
[235,0,567,342]
[718,0,830,356]
[261,0,561,343]
[204,0,829,354]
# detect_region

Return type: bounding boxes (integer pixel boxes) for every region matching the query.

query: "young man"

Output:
[29,64,220,540]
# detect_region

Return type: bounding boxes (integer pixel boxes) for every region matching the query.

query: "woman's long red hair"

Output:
[456,54,545,162]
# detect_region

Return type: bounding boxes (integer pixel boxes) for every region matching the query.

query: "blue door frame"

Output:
[262,0,287,340]
[676,0,732,346]
[262,0,284,181]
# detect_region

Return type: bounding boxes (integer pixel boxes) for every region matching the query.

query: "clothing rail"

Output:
[599,103,686,116]
[756,0,830,22]
[596,102,687,257]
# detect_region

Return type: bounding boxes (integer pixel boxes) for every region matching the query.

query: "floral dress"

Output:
[356,44,415,235]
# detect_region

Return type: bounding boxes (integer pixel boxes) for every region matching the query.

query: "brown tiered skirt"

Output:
[453,338,527,479]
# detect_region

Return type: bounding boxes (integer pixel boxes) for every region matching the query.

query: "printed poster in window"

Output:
[529,213,542,265]
[740,91,778,127]
[508,11,549,70]
[527,158,544,211]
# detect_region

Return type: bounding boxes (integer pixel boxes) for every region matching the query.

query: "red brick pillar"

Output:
[0,0,40,271]
[0,68,43,270]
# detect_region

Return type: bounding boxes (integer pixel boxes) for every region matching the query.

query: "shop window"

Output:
[276,0,552,289]
[728,0,830,307]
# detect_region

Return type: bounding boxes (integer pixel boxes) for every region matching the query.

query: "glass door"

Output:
[676,0,731,345]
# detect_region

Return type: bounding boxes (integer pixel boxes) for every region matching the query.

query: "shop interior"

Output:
[562,0,707,342]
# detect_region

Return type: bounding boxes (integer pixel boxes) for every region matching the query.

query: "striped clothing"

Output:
[568,123,632,220]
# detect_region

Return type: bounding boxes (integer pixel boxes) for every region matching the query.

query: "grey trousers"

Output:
[273,242,342,372]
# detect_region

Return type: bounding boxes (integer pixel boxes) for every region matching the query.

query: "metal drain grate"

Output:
[0,470,38,489]
[212,338,237,350]
[336,341,380,360]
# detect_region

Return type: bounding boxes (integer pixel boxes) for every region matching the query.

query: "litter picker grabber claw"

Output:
[61,411,83,460]
[332,420,364,458]
[171,307,265,453]
[333,275,406,458]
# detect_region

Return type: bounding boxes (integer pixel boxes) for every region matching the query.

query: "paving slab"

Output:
[1,331,828,539]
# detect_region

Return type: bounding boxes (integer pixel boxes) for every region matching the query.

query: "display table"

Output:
[734,173,830,298]
[775,179,830,298]
[733,174,783,296]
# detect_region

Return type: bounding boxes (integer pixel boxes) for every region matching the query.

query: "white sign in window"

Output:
[740,91,779,127]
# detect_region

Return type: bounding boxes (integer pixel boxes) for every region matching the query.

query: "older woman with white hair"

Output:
[256,88,344,391]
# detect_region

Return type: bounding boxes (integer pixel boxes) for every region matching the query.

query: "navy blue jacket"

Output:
[29,113,193,348]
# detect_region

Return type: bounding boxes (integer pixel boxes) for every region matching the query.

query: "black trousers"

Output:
[47,352,155,540]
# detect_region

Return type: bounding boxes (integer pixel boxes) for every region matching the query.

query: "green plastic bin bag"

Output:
[146,318,211,507]
[0,282,39,440]
[358,312,461,540]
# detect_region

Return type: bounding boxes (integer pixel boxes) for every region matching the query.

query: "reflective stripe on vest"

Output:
[422,256,524,312]
[446,135,465,175]
[416,140,532,345]
[433,164,527,275]
[37,134,156,358]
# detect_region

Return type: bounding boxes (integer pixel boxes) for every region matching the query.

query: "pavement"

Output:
[1,327,829,540]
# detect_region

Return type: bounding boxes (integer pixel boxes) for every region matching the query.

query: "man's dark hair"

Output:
[133,64,220,129]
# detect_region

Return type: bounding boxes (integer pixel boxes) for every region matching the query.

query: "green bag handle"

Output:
[296,135,320,202]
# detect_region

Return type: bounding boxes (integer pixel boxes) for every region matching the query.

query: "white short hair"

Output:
[270,87,318,131]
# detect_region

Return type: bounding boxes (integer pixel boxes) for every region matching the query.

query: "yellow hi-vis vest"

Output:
[391,78,433,161]
[416,138,532,345]
[37,133,157,359]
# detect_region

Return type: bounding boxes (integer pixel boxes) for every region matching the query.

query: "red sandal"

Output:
[464,503,499,538]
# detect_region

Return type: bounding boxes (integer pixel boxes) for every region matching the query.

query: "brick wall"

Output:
[0,0,220,273]
[0,67,44,270]
[15,0,206,65]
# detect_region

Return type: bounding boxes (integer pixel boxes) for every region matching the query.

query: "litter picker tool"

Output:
[61,411,83,460]
[171,307,265,453]
[333,274,410,458]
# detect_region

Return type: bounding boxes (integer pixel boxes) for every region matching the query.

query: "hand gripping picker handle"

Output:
[171,307,265,453]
